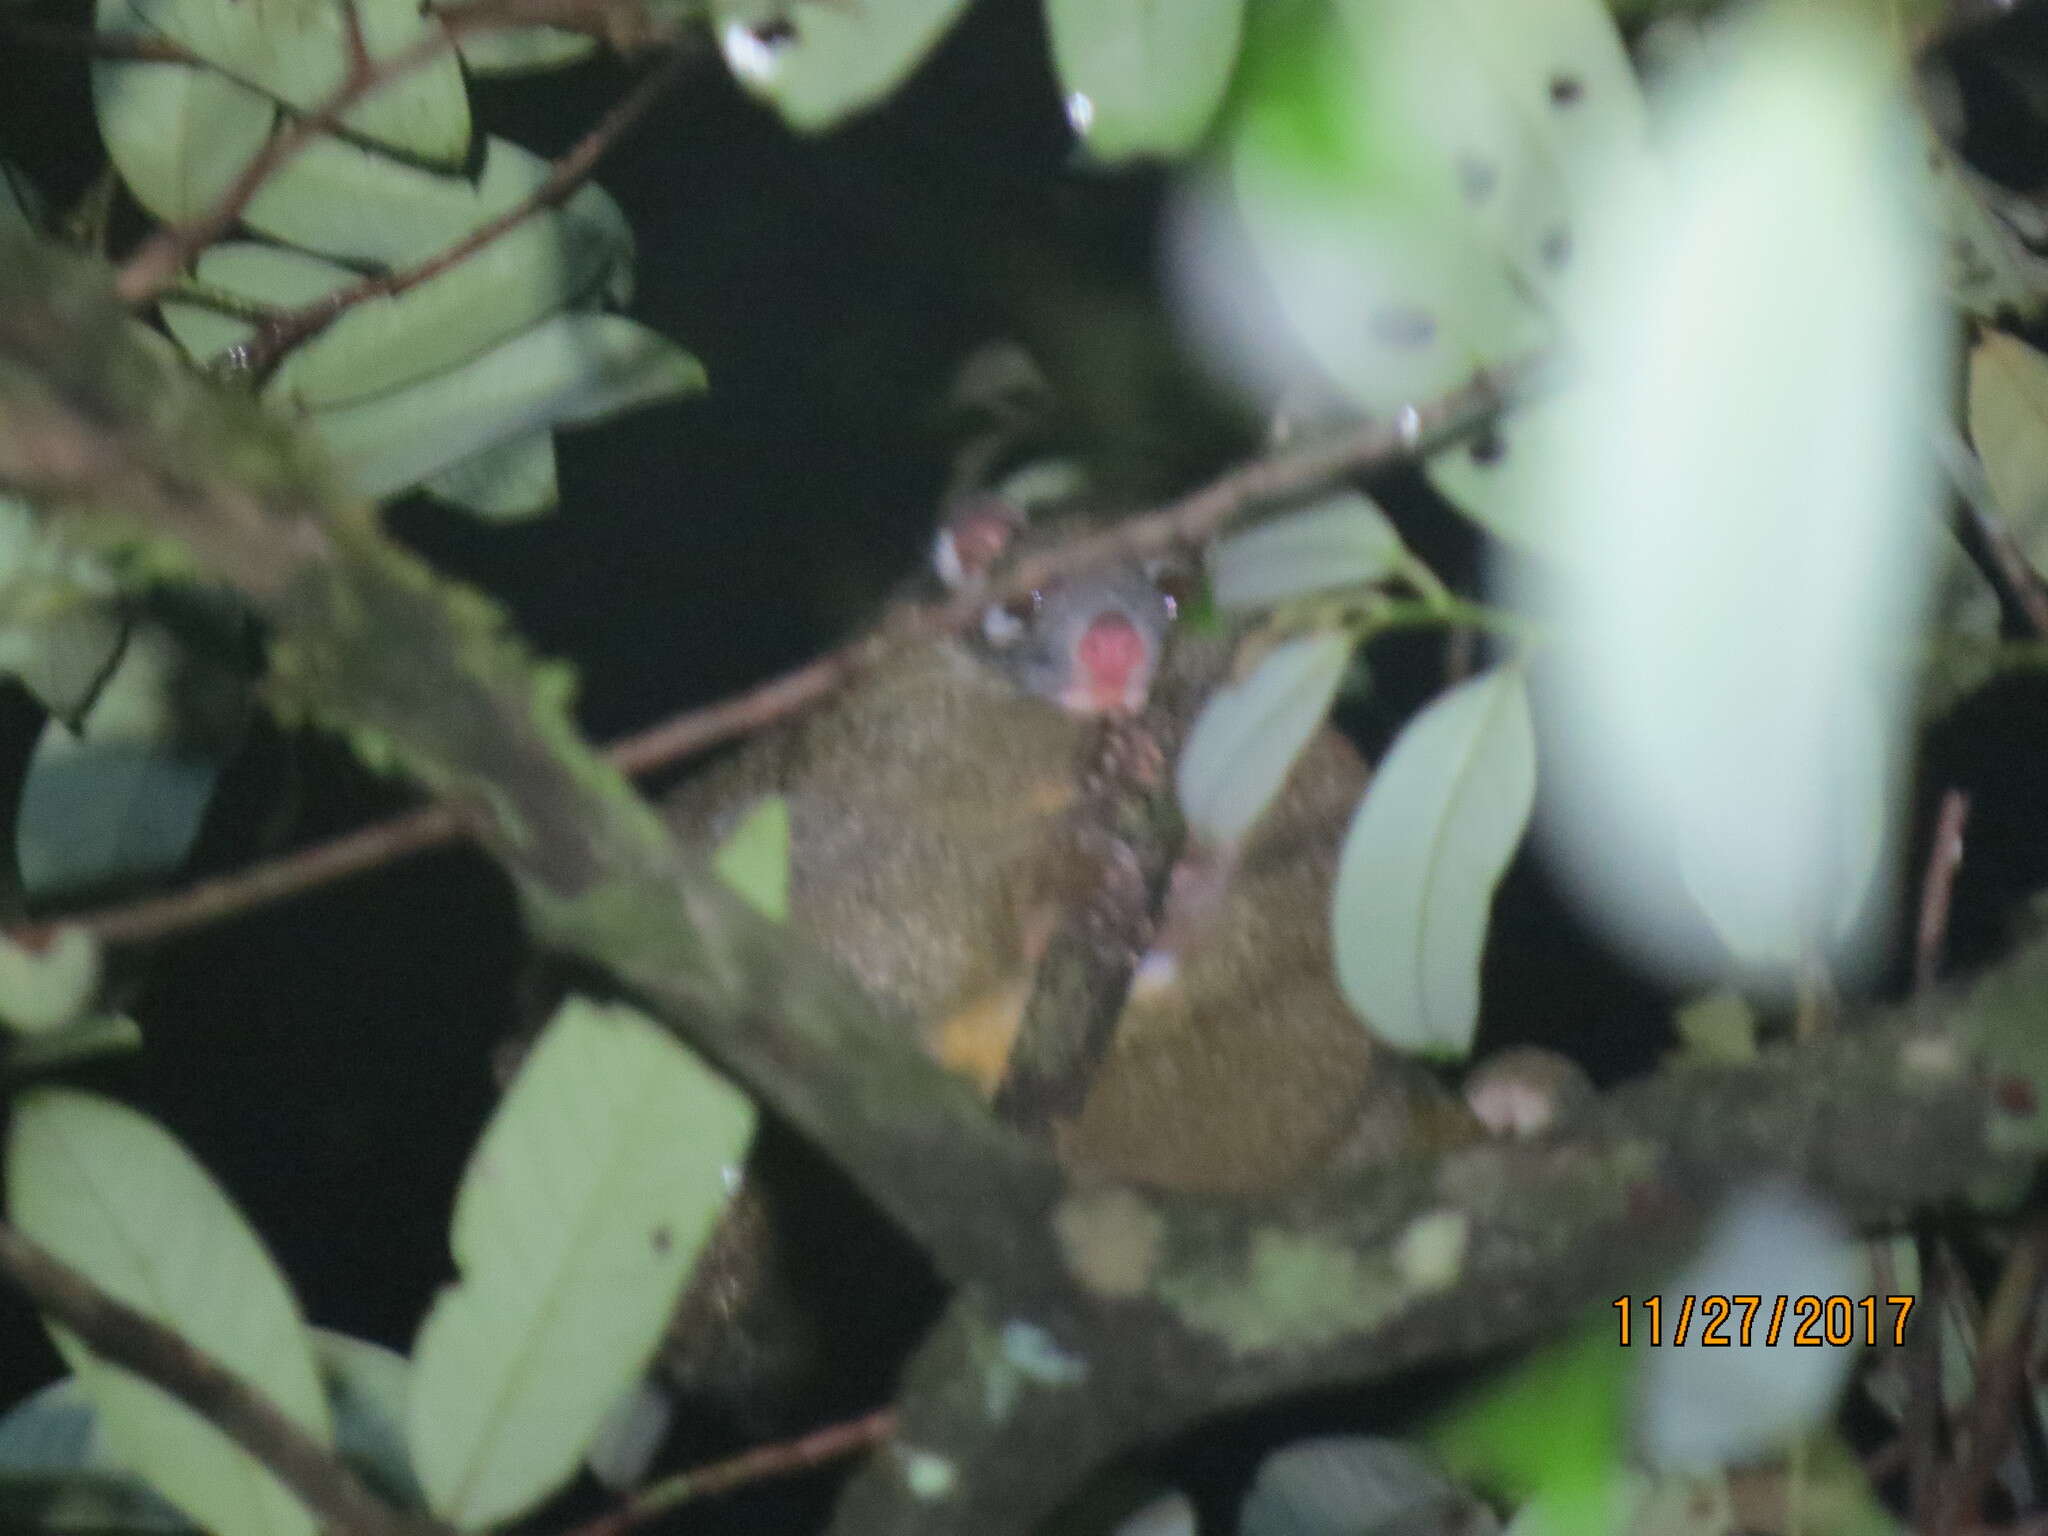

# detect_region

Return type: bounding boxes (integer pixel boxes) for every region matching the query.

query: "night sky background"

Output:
[8,1,2048,1529]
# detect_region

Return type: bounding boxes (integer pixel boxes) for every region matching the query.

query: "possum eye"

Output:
[981,590,1040,645]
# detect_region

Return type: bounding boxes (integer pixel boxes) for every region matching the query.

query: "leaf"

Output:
[1669,990,1757,1065]
[241,135,631,281]
[1176,0,1642,415]
[1969,331,2048,568]
[92,0,276,225]
[0,1332,421,1531]
[1917,122,2048,320]
[1208,492,1407,609]
[1241,1437,1482,1536]
[712,797,791,922]
[419,434,560,522]
[309,1333,421,1511]
[1176,631,1352,847]
[0,1377,192,1534]
[1426,393,1572,553]
[1638,1184,1868,1469]
[7,1090,331,1536]
[0,927,103,1036]
[16,621,244,900]
[162,228,627,409]
[137,0,469,165]
[1045,0,1245,163]
[408,999,755,1529]
[1332,666,1533,1058]
[309,314,705,501]
[1494,6,1946,989]
[0,598,128,724]
[710,0,974,132]
[455,26,597,76]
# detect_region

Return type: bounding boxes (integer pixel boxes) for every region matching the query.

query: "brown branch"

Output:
[0,1222,439,1536]
[6,366,1528,951]
[1918,788,1972,1000]
[1941,425,2048,639]
[567,1407,896,1536]
[228,42,697,383]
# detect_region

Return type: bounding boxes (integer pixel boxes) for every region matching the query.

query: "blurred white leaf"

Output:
[1639,1183,1869,1470]
[1496,4,1947,990]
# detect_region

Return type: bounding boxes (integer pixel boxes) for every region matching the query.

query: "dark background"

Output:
[8,1,2048,1529]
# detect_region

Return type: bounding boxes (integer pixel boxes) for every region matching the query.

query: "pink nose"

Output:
[1076,612,1147,711]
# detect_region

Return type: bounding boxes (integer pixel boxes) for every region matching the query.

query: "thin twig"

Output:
[229,42,696,381]
[567,1407,896,1536]
[1938,1219,2048,1533]
[7,362,1529,950]
[0,1222,438,1536]
[1916,788,1972,1001]
[1939,423,2048,639]
[1909,1230,1949,1534]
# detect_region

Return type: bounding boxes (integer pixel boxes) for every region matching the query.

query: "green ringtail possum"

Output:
[637,486,1476,1437]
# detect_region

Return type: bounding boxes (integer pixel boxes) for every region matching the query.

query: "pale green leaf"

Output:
[157,243,351,363]
[0,1376,191,1534]
[1669,990,1757,1065]
[242,135,631,280]
[1176,631,1351,848]
[92,0,275,225]
[1046,0,1244,163]
[1182,0,1642,415]
[1332,666,1533,1058]
[15,622,243,899]
[1968,331,2048,566]
[409,999,755,1528]
[1640,1185,1867,1469]
[1918,125,2048,320]
[310,1333,421,1511]
[711,0,973,132]
[456,26,597,75]
[309,314,705,501]
[419,433,560,522]
[0,598,128,723]
[6,1090,330,1536]
[1208,491,1405,609]
[138,0,469,164]
[162,227,625,408]
[1497,6,1946,989]
[0,927,102,1036]
[712,796,791,922]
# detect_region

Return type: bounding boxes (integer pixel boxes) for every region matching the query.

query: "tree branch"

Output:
[0,1222,438,1536]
